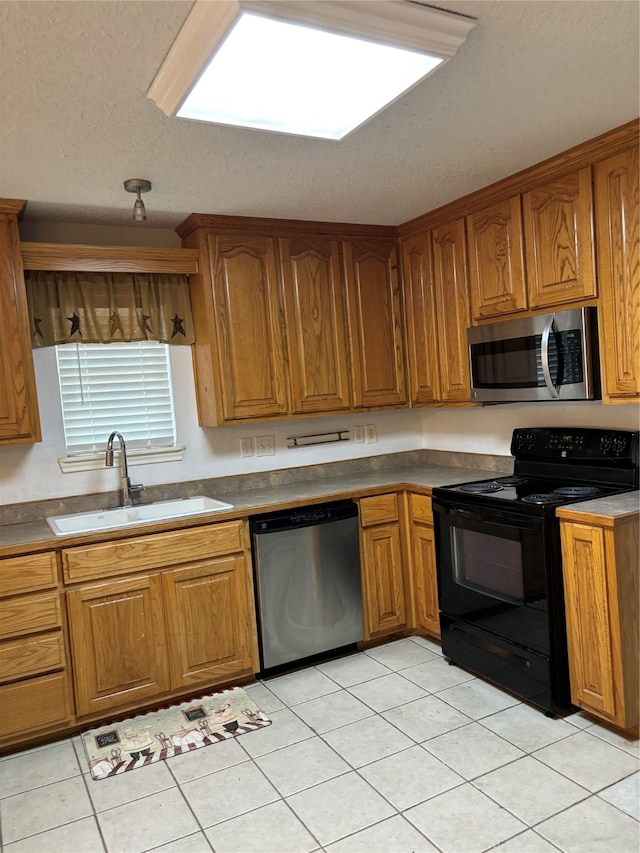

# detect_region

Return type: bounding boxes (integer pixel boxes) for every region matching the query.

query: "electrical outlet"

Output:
[353,425,365,444]
[240,437,253,457]
[365,424,377,444]
[256,435,276,456]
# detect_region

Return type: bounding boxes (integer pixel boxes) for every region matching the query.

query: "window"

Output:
[56,341,177,456]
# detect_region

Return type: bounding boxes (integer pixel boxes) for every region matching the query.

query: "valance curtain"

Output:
[25,270,195,347]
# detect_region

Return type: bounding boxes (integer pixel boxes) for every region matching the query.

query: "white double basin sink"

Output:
[46,496,234,536]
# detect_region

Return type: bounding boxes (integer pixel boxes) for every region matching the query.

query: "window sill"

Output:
[58,446,186,473]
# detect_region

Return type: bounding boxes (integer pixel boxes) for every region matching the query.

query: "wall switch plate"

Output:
[240,437,253,457]
[353,425,365,444]
[365,424,377,444]
[256,435,276,456]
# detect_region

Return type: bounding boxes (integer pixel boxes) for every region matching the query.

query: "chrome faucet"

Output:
[105,432,144,507]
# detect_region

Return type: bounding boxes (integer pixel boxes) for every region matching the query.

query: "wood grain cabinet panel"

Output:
[0,592,61,640]
[431,219,473,402]
[467,195,527,320]
[560,514,638,731]
[212,235,289,421]
[0,206,41,444]
[0,551,57,597]
[523,167,596,308]
[67,574,170,717]
[359,494,407,639]
[279,236,351,414]
[0,632,65,683]
[407,494,440,639]
[400,232,441,404]
[164,555,256,689]
[594,147,640,403]
[0,672,73,740]
[343,238,407,408]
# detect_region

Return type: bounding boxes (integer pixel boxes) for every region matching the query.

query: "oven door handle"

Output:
[444,506,544,532]
[541,314,560,399]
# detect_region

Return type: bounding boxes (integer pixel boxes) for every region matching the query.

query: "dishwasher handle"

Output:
[251,500,358,534]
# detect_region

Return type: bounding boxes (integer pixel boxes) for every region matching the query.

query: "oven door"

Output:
[433,500,551,654]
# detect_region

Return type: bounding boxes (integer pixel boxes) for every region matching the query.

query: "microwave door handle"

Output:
[541,315,560,399]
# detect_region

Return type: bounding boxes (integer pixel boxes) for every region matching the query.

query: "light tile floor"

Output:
[1,636,638,853]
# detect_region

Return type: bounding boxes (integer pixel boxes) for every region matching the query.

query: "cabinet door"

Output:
[279,236,351,414]
[163,554,257,689]
[594,147,640,403]
[467,196,527,320]
[343,238,407,408]
[361,524,407,638]
[523,167,596,308]
[432,219,473,402]
[0,212,41,444]
[408,495,440,638]
[401,232,441,404]
[561,522,618,721]
[211,234,289,421]
[67,574,169,717]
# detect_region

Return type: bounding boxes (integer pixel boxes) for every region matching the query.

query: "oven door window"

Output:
[452,528,526,603]
[435,506,551,653]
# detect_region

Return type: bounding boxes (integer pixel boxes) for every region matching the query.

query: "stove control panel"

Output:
[511,428,638,462]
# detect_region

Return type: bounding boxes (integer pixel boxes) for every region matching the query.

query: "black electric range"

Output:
[431,427,638,715]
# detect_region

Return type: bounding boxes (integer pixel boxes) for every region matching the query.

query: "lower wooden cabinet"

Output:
[163,554,257,689]
[407,493,440,639]
[359,493,408,639]
[559,510,639,731]
[64,520,259,720]
[0,550,74,746]
[67,573,170,718]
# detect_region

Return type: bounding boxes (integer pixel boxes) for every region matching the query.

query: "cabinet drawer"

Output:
[0,632,65,683]
[0,672,72,740]
[62,520,247,583]
[0,593,61,640]
[0,552,57,597]
[359,494,399,527]
[410,493,433,525]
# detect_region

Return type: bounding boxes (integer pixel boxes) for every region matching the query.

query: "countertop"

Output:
[2,461,638,557]
[0,462,489,555]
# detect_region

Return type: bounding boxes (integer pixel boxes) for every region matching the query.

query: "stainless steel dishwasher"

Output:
[251,500,363,672]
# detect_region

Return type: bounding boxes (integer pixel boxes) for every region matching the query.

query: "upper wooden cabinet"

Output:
[401,232,441,404]
[522,167,596,309]
[466,195,527,320]
[401,220,473,405]
[190,232,289,425]
[343,238,406,408]
[0,202,41,445]
[594,146,639,404]
[180,217,403,424]
[431,219,473,402]
[279,236,351,414]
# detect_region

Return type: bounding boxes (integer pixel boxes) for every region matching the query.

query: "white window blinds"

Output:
[56,342,177,455]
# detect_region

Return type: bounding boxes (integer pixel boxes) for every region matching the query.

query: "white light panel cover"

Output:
[176,12,443,139]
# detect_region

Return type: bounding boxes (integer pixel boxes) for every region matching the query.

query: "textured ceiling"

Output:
[0,1,638,231]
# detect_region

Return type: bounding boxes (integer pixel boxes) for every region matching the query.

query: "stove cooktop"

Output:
[441,476,629,508]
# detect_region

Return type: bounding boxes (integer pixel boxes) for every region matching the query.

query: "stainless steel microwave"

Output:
[468,307,600,402]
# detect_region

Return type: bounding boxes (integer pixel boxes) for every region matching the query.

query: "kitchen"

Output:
[1,1,639,851]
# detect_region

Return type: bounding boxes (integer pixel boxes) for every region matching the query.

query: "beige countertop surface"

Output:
[1,462,638,557]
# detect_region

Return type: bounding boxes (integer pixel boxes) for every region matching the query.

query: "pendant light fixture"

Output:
[123,178,152,221]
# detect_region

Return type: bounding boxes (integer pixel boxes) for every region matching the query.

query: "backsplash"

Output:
[0,448,512,526]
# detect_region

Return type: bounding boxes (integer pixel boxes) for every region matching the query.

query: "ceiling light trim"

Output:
[147,0,476,119]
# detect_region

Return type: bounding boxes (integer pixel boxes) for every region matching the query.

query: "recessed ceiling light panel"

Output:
[148,0,476,140]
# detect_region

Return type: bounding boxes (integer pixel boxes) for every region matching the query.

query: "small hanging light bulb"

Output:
[123,179,152,222]
[133,190,146,221]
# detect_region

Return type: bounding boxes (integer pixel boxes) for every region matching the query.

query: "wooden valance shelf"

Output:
[20,242,199,275]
